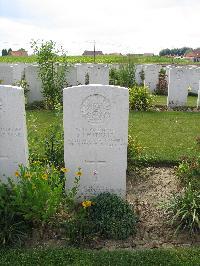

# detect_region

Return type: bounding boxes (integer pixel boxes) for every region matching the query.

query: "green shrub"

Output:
[11,163,64,226]
[176,157,200,190]
[109,63,136,87]
[0,182,28,247]
[89,193,137,240]
[129,86,154,111]
[155,68,168,95]
[166,183,200,233]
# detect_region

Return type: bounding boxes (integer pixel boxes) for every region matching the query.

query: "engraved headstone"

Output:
[167,67,190,107]
[0,85,28,181]
[63,85,129,199]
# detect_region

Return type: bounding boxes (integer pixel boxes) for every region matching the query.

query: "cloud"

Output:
[0,0,200,55]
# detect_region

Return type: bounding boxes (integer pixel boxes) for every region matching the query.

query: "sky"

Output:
[0,0,200,55]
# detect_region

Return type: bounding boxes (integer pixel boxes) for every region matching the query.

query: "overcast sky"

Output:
[0,0,200,55]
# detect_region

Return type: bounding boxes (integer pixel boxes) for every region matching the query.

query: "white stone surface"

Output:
[197,87,200,108]
[63,84,129,199]
[135,65,144,85]
[25,64,43,103]
[0,85,28,181]
[167,67,190,107]
[0,63,25,85]
[144,64,162,92]
[76,63,109,85]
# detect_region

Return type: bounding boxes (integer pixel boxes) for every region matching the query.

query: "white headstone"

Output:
[197,86,200,108]
[0,85,28,181]
[25,64,43,103]
[144,64,162,92]
[167,67,190,107]
[63,84,129,199]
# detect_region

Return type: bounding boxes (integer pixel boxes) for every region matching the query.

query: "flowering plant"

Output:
[11,162,65,225]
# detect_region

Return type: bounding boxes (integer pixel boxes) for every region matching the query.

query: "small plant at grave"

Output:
[109,68,119,85]
[11,163,65,227]
[155,68,168,95]
[31,40,68,110]
[88,193,137,240]
[44,103,64,168]
[129,85,154,111]
[109,63,136,87]
[85,73,89,85]
[0,182,29,247]
[139,68,145,86]
[14,72,30,100]
[176,157,200,190]
[165,183,200,233]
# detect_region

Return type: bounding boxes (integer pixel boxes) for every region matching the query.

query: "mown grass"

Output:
[0,55,192,64]
[26,110,200,164]
[0,247,200,266]
[154,95,198,107]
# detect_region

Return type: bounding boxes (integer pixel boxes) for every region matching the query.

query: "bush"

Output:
[11,163,64,226]
[89,193,137,240]
[176,157,200,190]
[129,86,154,111]
[155,68,168,95]
[0,182,28,247]
[166,183,200,233]
[109,63,136,87]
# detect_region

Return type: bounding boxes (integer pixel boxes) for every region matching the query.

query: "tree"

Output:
[159,47,193,56]
[31,40,68,110]
[2,49,8,56]
[8,48,12,55]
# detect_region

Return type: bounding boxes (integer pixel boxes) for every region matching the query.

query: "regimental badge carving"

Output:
[80,94,111,124]
[176,70,184,80]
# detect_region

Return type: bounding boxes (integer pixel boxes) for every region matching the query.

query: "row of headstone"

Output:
[0,84,128,199]
[167,66,200,107]
[0,63,110,104]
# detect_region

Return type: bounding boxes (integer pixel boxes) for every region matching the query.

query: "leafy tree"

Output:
[31,40,68,110]
[8,48,12,55]
[2,49,8,56]
[159,47,193,56]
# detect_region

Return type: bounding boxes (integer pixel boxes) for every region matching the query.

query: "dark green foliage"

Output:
[159,47,193,56]
[0,182,28,247]
[109,63,136,87]
[129,86,154,111]
[155,68,168,95]
[89,193,137,240]
[139,68,145,86]
[176,157,200,190]
[2,49,8,56]
[166,184,200,233]
[31,40,68,110]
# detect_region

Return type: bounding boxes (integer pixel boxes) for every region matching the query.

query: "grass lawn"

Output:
[154,95,198,107]
[26,110,200,164]
[0,247,200,266]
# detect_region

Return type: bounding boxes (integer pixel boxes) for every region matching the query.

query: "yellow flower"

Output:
[15,171,20,177]
[61,167,70,173]
[75,170,82,176]
[41,173,48,180]
[25,172,31,178]
[82,200,92,208]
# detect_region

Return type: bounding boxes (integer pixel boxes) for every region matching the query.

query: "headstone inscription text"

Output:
[63,85,129,199]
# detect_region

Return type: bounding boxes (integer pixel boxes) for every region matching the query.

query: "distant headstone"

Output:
[167,67,189,107]
[144,64,161,92]
[197,86,200,108]
[63,85,129,199]
[0,85,28,181]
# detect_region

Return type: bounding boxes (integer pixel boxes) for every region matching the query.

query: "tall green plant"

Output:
[31,40,68,109]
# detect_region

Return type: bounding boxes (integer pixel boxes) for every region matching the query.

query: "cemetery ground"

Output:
[1,108,199,265]
[24,109,200,250]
